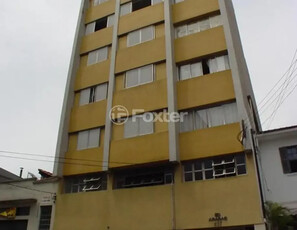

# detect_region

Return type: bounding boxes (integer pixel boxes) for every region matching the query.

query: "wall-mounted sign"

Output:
[0,208,16,219]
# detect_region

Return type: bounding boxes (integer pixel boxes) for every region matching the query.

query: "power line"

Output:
[0,150,132,165]
[7,183,55,195]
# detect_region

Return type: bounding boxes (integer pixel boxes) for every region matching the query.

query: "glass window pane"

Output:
[210,15,222,28]
[194,161,202,170]
[208,58,218,73]
[107,14,114,27]
[87,50,98,66]
[180,111,194,132]
[95,83,108,101]
[191,62,203,78]
[79,88,91,106]
[224,55,230,69]
[152,0,163,5]
[216,56,228,72]
[205,170,214,179]
[139,65,153,84]
[141,26,154,43]
[88,128,100,148]
[127,30,140,46]
[139,114,154,135]
[207,106,224,127]
[237,165,246,175]
[195,172,203,181]
[195,109,208,129]
[199,18,210,31]
[97,47,108,62]
[184,172,193,182]
[126,69,139,88]
[77,131,89,150]
[235,154,246,165]
[184,163,192,172]
[223,103,239,124]
[176,25,187,38]
[124,117,138,138]
[85,22,95,35]
[179,64,191,80]
[204,160,213,169]
[188,22,199,35]
[94,0,100,6]
[120,2,132,16]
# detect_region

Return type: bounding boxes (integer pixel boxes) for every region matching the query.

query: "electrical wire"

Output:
[0,150,132,165]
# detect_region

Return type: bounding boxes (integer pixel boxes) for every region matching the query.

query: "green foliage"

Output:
[265,201,293,230]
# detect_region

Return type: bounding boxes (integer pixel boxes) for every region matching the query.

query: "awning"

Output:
[0,199,37,208]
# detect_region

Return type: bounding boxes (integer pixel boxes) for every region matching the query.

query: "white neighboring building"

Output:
[257,125,297,214]
[0,176,59,230]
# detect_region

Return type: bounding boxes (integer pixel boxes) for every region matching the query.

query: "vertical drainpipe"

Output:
[164,0,179,229]
[164,0,180,163]
[103,0,121,171]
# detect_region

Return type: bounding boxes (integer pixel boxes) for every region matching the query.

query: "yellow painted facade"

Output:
[54,0,265,229]
[55,154,262,230]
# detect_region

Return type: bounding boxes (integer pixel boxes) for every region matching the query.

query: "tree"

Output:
[265,201,293,230]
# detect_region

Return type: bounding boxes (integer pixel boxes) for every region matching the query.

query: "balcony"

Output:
[175,26,226,63]
[109,131,169,168]
[179,123,244,161]
[172,0,219,24]
[177,70,235,110]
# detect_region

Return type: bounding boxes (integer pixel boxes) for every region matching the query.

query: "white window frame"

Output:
[125,64,154,88]
[179,103,238,133]
[94,0,108,6]
[175,14,222,39]
[77,128,101,150]
[120,2,132,16]
[79,83,108,106]
[127,26,155,47]
[124,115,154,138]
[152,0,164,5]
[87,46,108,66]
[107,14,115,27]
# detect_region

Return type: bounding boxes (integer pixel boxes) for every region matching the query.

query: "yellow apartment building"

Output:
[53,0,266,229]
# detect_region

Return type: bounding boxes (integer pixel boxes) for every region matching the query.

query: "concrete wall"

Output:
[257,128,297,209]
[0,178,58,230]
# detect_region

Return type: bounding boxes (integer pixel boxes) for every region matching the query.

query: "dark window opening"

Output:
[95,17,108,31]
[132,0,151,11]
[114,166,174,189]
[64,173,107,193]
[89,87,96,103]
[38,206,52,230]
[16,207,30,216]
[280,146,297,174]
[202,59,210,75]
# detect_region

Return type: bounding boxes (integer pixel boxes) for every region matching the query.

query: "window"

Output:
[280,146,297,174]
[132,0,151,11]
[124,114,154,138]
[77,128,101,150]
[114,166,174,189]
[183,154,246,182]
[79,83,108,106]
[180,103,238,133]
[127,26,154,47]
[174,0,184,3]
[16,207,30,216]
[125,65,154,88]
[178,55,230,80]
[94,0,108,6]
[85,14,114,35]
[175,15,222,38]
[64,173,107,193]
[87,46,108,65]
[120,2,132,16]
[38,206,52,230]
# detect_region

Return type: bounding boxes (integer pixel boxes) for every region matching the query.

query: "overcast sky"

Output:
[0,0,296,177]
